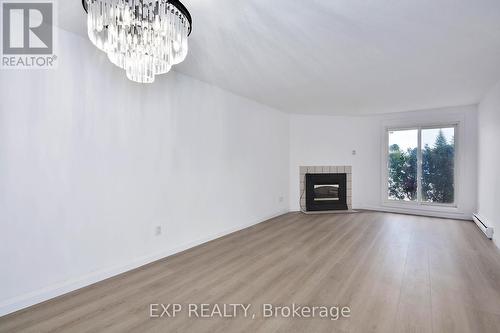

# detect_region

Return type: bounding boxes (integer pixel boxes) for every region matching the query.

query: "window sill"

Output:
[382,200,460,213]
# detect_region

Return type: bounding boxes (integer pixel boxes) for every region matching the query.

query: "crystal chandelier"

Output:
[82,0,192,83]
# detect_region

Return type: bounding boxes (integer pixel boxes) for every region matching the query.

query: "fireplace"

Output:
[306,173,348,211]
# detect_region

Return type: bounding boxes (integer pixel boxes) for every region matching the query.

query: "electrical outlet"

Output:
[279,196,284,203]
[155,226,162,236]
[352,150,357,155]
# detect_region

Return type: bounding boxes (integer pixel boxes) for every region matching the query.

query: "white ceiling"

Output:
[59,0,500,115]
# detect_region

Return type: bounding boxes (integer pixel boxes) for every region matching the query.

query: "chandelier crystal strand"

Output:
[85,0,191,83]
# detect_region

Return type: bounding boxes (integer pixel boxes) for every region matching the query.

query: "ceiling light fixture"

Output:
[82,0,192,83]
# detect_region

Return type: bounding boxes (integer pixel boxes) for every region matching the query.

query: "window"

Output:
[387,125,456,205]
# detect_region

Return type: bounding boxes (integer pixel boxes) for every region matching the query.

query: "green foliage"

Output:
[422,130,455,203]
[388,145,417,200]
[388,130,454,203]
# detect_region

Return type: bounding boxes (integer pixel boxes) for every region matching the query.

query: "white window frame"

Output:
[382,122,460,210]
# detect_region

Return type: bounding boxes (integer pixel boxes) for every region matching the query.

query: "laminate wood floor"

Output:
[2,211,500,333]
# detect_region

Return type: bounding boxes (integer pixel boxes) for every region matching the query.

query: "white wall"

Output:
[290,106,478,220]
[478,80,500,248]
[0,28,290,316]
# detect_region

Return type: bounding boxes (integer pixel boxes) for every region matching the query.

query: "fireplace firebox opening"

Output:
[306,173,348,211]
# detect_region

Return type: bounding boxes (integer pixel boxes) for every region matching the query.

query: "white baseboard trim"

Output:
[352,205,472,220]
[0,210,289,317]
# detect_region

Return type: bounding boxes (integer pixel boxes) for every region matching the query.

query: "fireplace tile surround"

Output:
[299,166,353,211]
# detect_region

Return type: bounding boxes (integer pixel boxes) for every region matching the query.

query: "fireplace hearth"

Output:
[306,173,348,211]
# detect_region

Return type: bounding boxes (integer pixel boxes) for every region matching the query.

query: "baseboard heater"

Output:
[472,214,494,239]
